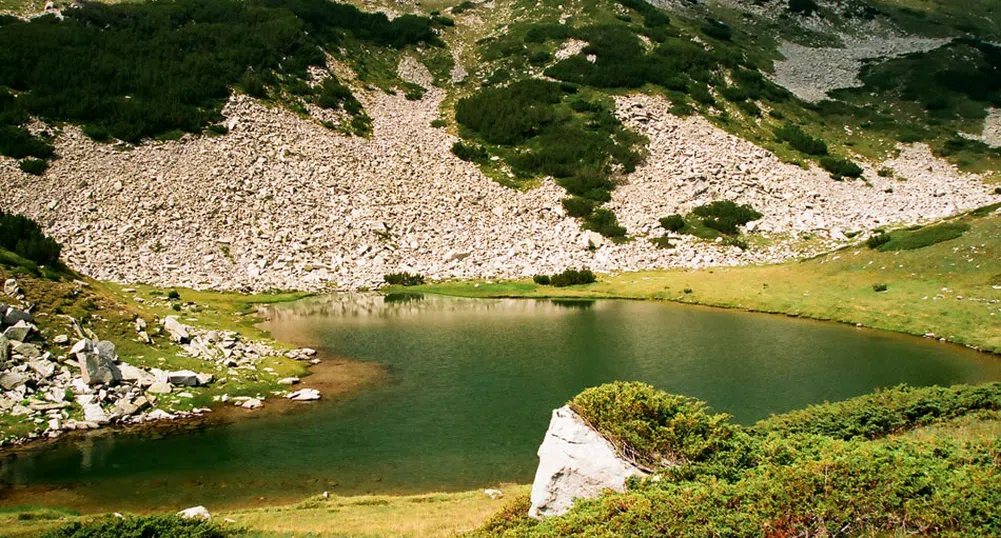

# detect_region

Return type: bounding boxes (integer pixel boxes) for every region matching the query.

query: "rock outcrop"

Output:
[528,405,646,519]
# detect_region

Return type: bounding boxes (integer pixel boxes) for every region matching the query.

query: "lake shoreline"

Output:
[391,286,1001,357]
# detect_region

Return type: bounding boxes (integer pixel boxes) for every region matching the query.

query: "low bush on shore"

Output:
[384,272,425,286]
[534,268,596,287]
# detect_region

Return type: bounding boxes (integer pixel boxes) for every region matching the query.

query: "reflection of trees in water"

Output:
[383,293,425,304]
[262,293,608,321]
[550,299,595,310]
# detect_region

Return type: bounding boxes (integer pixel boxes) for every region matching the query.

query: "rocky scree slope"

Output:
[3,62,998,292]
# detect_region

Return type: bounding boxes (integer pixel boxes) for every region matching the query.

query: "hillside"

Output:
[0,0,998,291]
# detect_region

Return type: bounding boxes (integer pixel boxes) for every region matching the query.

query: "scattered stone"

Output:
[53,334,69,345]
[3,321,35,342]
[13,342,42,359]
[241,398,262,409]
[177,506,211,521]
[3,279,19,297]
[286,388,321,401]
[0,372,28,390]
[167,370,201,387]
[278,377,300,385]
[484,489,505,500]
[147,381,172,394]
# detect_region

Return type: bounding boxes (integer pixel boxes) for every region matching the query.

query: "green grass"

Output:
[394,210,1001,354]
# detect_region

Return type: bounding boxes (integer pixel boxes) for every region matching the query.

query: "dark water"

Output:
[3,294,1000,512]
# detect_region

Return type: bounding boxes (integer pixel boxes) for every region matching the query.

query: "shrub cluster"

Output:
[788,0,819,15]
[383,272,425,286]
[659,214,685,232]
[451,141,489,163]
[534,268,596,287]
[774,123,828,155]
[0,210,62,266]
[571,382,755,472]
[455,79,639,238]
[42,514,233,538]
[754,383,1001,439]
[869,222,970,251]
[0,0,436,144]
[819,156,864,179]
[691,201,761,235]
[18,158,49,175]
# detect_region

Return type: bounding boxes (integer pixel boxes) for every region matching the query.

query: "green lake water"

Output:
[2,294,1000,512]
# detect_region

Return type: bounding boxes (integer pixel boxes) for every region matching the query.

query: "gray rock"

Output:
[95,340,117,363]
[82,402,109,424]
[13,342,42,359]
[3,321,35,342]
[195,373,214,386]
[0,335,8,361]
[53,334,70,345]
[0,372,28,390]
[70,338,93,355]
[3,278,18,297]
[241,398,262,409]
[28,359,56,378]
[78,351,122,385]
[3,307,33,327]
[167,370,200,387]
[163,316,191,343]
[528,405,647,519]
[147,381,172,394]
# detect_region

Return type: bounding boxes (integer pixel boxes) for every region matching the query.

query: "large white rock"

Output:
[177,505,211,520]
[528,405,646,519]
[163,316,191,343]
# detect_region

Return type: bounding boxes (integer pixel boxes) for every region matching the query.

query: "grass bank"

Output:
[0,485,530,538]
[393,208,1001,354]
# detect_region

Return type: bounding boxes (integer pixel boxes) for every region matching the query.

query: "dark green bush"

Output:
[571,382,755,471]
[430,119,447,128]
[562,197,597,218]
[167,290,181,300]
[691,201,761,235]
[820,156,864,179]
[82,124,112,142]
[583,208,627,239]
[0,210,62,265]
[755,383,1001,439]
[866,233,891,249]
[207,124,229,135]
[872,283,888,292]
[0,126,54,160]
[659,214,685,232]
[451,141,489,163]
[549,268,596,287]
[788,0,819,15]
[41,514,233,538]
[451,1,477,15]
[700,20,731,41]
[384,272,425,286]
[19,158,48,175]
[316,77,358,111]
[774,123,828,156]
[532,274,551,285]
[994,187,1001,194]
[874,222,970,251]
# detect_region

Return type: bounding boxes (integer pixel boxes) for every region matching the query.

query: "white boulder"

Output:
[528,405,646,519]
[177,506,211,520]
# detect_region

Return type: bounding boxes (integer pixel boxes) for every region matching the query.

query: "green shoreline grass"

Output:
[390,210,1001,355]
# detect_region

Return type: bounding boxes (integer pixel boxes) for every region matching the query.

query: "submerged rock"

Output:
[528,405,646,519]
